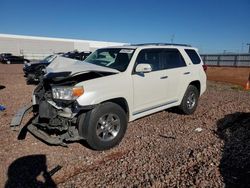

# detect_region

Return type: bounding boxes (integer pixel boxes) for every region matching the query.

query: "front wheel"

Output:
[179,85,199,115]
[79,102,128,150]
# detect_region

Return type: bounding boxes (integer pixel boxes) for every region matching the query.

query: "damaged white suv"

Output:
[11,43,206,150]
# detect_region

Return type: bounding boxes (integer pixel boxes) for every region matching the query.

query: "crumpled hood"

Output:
[46,56,119,75]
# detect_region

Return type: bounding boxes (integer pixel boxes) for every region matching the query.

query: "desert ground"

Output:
[207,66,250,88]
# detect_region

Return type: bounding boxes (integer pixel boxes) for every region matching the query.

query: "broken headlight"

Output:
[52,86,84,100]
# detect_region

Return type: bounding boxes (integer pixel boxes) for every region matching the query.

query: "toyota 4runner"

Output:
[11,43,207,150]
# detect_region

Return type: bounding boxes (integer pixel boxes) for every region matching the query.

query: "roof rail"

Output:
[131,43,192,47]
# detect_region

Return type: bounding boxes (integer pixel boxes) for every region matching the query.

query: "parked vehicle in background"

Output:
[0,53,30,64]
[23,55,57,84]
[62,50,92,61]
[12,43,206,150]
[23,51,91,84]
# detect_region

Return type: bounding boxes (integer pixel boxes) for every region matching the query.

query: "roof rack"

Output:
[130,43,192,47]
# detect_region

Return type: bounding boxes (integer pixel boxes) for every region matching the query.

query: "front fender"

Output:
[77,91,130,106]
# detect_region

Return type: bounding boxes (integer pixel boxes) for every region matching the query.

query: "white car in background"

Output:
[12,43,207,150]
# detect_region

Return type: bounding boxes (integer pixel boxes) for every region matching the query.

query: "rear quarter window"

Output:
[185,49,201,64]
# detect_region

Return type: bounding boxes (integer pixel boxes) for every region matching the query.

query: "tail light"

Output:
[202,64,208,72]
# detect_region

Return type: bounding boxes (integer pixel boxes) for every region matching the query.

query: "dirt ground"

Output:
[0,64,250,187]
[206,66,250,88]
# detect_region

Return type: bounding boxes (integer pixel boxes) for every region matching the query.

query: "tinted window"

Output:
[163,49,186,69]
[2,53,12,57]
[136,49,162,71]
[185,49,201,64]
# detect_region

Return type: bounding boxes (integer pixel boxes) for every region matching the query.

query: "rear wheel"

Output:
[79,102,127,150]
[179,85,199,115]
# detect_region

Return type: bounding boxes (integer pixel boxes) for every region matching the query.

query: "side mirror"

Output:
[135,64,152,73]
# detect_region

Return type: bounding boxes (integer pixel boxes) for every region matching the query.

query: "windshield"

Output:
[84,48,134,72]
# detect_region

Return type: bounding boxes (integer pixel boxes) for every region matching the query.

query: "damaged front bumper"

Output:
[10,99,94,147]
[11,71,102,146]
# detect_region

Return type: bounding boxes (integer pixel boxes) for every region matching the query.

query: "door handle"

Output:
[160,76,168,79]
[183,72,190,75]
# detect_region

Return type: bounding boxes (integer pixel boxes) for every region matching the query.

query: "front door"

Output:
[132,49,168,114]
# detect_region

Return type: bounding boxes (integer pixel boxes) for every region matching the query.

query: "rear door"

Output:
[162,49,189,101]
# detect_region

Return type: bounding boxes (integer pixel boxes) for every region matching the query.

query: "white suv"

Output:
[12,43,206,150]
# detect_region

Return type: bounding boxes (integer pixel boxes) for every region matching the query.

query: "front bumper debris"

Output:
[10,101,85,146]
[26,122,83,147]
[10,104,32,130]
[27,123,67,146]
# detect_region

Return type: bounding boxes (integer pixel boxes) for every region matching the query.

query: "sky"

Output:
[0,0,249,53]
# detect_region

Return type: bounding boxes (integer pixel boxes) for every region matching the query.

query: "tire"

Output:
[179,85,199,115]
[6,60,11,64]
[79,102,128,150]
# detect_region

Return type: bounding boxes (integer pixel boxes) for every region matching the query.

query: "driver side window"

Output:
[136,49,162,71]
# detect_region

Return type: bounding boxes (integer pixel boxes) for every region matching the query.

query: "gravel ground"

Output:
[0,64,250,188]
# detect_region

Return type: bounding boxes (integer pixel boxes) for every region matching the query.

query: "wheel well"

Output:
[189,80,201,95]
[103,98,129,118]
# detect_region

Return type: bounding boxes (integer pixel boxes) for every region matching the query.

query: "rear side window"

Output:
[185,49,201,64]
[163,49,186,69]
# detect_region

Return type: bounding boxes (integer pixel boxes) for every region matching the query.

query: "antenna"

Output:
[247,43,250,53]
[171,34,175,44]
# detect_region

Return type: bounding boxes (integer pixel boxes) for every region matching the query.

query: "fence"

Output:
[200,54,250,67]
